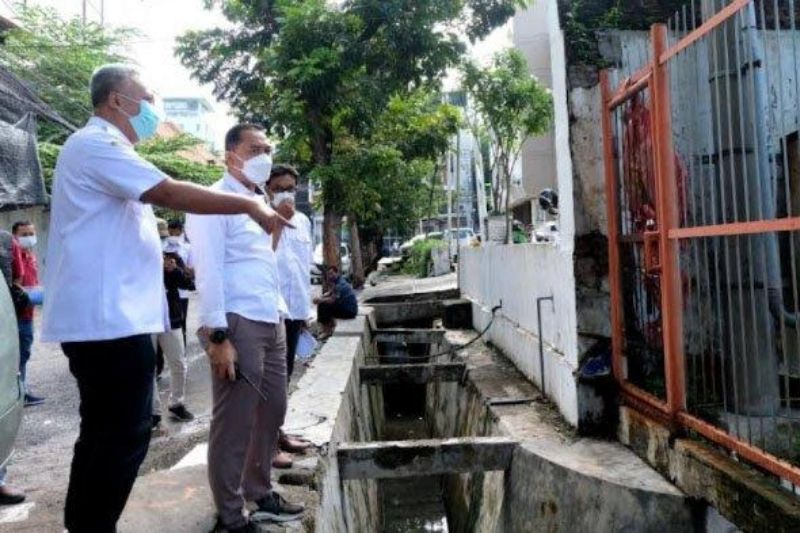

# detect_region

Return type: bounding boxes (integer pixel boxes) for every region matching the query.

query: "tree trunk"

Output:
[504,159,512,245]
[349,216,365,289]
[309,111,339,280]
[323,207,341,271]
[492,168,501,214]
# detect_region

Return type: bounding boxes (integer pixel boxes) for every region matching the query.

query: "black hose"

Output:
[394,303,503,362]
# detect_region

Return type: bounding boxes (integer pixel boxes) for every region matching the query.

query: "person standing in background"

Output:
[267,165,313,469]
[152,251,195,429]
[156,218,169,242]
[11,221,44,407]
[164,218,193,345]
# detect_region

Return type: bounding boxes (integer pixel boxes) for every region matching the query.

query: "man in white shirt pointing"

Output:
[41,65,289,533]
[187,125,304,532]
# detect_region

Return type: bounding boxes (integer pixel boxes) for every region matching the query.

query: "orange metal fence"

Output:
[602,0,800,487]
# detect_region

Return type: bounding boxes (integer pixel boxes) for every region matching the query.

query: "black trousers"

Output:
[284,319,304,381]
[62,335,155,533]
[317,302,357,325]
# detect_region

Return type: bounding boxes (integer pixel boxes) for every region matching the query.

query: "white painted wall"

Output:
[460,243,580,425]
[460,0,581,426]
[511,0,557,211]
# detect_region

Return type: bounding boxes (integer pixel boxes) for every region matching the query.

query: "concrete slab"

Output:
[119,463,319,533]
[337,437,517,480]
[374,328,446,344]
[119,465,217,533]
[331,315,367,338]
[360,273,458,303]
[283,336,362,447]
[369,301,445,326]
[359,363,466,385]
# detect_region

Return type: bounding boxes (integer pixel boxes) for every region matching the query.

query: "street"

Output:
[0,296,214,531]
[0,287,323,532]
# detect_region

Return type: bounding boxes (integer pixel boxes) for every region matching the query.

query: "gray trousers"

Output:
[208,313,287,528]
[153,328,187,412]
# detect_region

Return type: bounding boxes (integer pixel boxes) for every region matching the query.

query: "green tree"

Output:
[462,48,553,244]
[177,0,525,269]
[310,90,460,286]
[137,134,225,221]
[0,4,137,143]
[38,133,222,196]
[1,5,222,210]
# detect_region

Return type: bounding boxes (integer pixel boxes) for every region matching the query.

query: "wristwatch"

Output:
[209,328,229,345]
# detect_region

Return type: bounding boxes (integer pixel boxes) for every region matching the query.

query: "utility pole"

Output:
[82,0,87,25]
[453,129,462,260]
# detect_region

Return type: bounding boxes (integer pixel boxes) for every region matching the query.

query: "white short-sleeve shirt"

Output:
[41,117,169,343]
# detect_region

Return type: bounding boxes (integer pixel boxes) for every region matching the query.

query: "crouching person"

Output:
[187,124,304,532]
[313,265,358,339]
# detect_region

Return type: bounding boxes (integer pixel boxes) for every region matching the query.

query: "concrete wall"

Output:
[460,243,580,426]
[284,310,381,533]
[424,330,703,533]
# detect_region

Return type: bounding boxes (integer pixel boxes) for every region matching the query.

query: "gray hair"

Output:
[89,64,140,108]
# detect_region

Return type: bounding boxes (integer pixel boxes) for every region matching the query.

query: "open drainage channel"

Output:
[335,299,517,533]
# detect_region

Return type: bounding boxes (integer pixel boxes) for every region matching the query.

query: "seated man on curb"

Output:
[313,265,358,339]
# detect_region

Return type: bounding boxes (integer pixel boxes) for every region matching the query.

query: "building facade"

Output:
[163,96,217,151]
[509,1,558,226]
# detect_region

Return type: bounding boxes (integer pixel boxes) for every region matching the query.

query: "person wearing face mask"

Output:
[186,124,304,531]
[11,221,44,407]
[164,218,194,345]
[266,164,313,469]
[41,65,291,533]
[156,218,169,242]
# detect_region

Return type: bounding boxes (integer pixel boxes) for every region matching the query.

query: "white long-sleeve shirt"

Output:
[185,173,286,329]
[276,212,313,321]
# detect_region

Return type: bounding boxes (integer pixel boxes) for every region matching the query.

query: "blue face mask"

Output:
[118,94,163,143]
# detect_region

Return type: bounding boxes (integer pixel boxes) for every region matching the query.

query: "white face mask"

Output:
[236,153,272,187]
[18,235,37,249]
[271,191,296,208]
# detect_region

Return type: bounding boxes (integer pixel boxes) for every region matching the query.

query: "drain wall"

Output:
[426,362,506,532]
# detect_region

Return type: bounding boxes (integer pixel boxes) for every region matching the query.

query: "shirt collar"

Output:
[87,116,132,147]
[223,172,264,197]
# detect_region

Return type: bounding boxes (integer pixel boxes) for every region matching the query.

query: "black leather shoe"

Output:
[0,486,26,505]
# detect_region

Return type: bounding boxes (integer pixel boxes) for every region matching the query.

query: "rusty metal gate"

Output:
[602,0,800,485]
